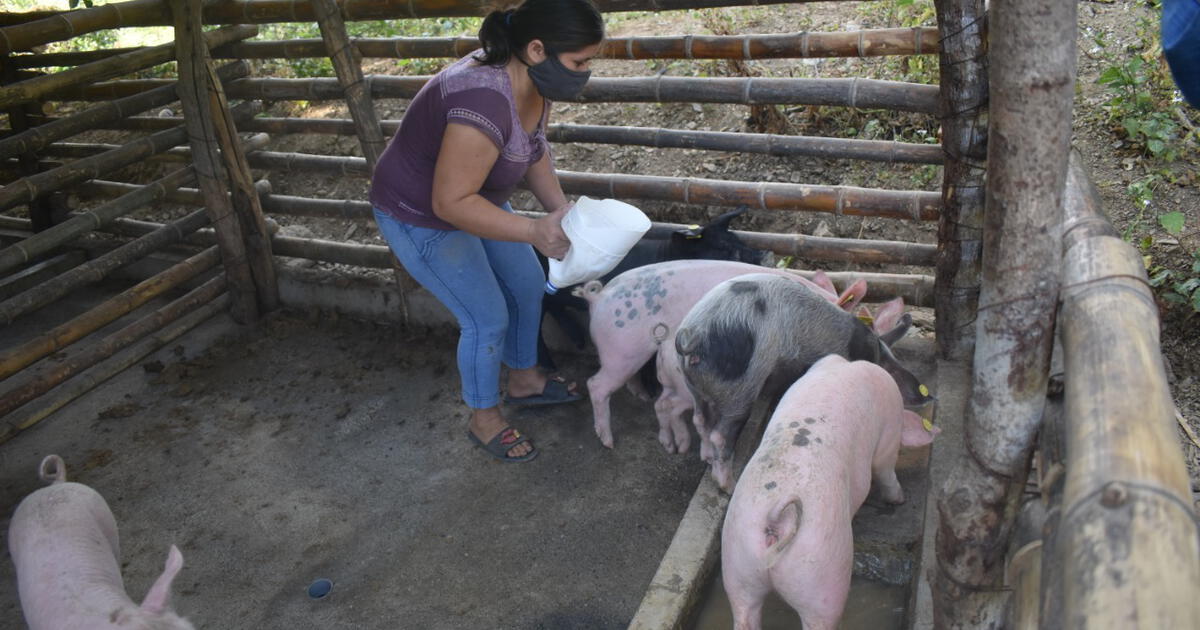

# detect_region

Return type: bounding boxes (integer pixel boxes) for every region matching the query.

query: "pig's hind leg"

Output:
[871,447,905,505]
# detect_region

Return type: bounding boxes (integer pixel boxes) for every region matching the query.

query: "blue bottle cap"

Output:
[307,578,333,599]
[545,280,559,295]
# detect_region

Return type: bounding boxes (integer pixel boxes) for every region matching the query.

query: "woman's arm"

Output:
[523,149,569,214]
[431,123,570,258]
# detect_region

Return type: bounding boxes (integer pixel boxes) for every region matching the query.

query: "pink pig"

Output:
[579,259,867,449]
[651,290,910,457]
[720,355,936,630]
[7,455,194,630]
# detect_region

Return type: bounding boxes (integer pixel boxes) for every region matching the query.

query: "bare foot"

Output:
[506,366,579,399]
[469,406,533,458]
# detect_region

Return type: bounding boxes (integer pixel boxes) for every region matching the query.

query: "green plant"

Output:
[1099,56,1180,160]
[1149,251,1200,314]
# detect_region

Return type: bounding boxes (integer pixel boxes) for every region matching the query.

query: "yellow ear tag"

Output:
[922,417,934,433]
[838,292,855,306]
[685,225,702,239]
[919,384,930,397]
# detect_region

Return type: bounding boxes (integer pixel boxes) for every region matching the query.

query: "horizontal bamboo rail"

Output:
[0,208,210,325]
[0,274,225,419]
[0,166,196,275]
[40,132,271,162]
[0,99,258,212]
[0,250,86,302]
[233,149,940,219]
[9,28,941,68]
[0,25,255,110]
[0,292,229,446]
[0,246,220,381]
[46,75,941,114]
[0,61,247,162]
[72,181,937,267]
[1054,155,1200,627]
[0,0,167,55]
[0,0,863,40]
[73,116,944,164]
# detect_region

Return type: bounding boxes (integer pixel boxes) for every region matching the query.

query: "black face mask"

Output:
[525,51,591,101]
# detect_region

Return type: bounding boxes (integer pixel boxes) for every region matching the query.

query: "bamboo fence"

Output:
[0,251,87,302]
[1054,152,1200,627]
[0,25,256,110]
[52,117,946,165]
[44,75,941,114]
[311,0,385,168]
[12,29,941,68]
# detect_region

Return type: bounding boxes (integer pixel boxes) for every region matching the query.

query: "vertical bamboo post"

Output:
[310,0,386,167]
[932,0,988,360]
[1,57,54,232]
[932,0,1076,625]
[168,0,262,323]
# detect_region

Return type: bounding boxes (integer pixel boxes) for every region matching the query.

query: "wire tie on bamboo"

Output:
[913,27,924,54]
[834,188,845,216]
[800,32,810,58]
[742,78,753,105]
[848,77,859,109]
[111,1,125,27]
[624,37,634,60]
[742,36,751,61]
[406,0,418,19]
[683,35,693,60]
[0,29,13,56]
[682,178,690,205]
[857,31,866,58]
[653,74,662,103]
[909,194,923,221]
[754,182,766,210]
[53,13,76,39]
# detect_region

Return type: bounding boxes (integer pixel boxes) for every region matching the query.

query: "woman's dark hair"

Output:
[475,0,604,65]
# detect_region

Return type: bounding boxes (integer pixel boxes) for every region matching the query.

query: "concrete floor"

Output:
[0,306,708,630]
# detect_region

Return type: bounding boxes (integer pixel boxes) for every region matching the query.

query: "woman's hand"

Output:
[528,202,573,259]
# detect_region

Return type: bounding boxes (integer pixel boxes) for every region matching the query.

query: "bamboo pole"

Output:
[0,274,224,418]
[0,246,220,381]
[65,116,945,165]
[932,0,1076,625]
[310,0,385,168]
[0,25,255,110]
[0,61,248,162]
[237,149,940,219]
[169,0,263,324]
[0,249,86,301]
[932,0,987,361]
[1054,154,1200,628]
[0,100,257,212]
[40,132,271,161]
[0,0,882,36]
[0,166,195,275]
[0,208,210,325]
[0,293,229,446]
[2,54,55,233]
[47,75,942,114]
[15,28,941,67]
[0,0,167,56]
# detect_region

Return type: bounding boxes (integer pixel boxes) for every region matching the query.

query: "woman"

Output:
[370,0,604,463]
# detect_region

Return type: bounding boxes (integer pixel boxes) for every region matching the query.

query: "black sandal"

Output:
[502,375,582,407]
[467,426,538,463]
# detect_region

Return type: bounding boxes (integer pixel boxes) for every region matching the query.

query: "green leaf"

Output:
[1192,290,1200,313]
[1124,118,1142,138]
[1163,292,1188,304]
[1098,66,1124,85]
[1159,211,1185,235]
[1150,268,1172,287]
[1176,277,1200,295]
[1147,138,1166,154]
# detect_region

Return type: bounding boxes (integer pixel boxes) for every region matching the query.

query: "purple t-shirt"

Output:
[369,54,549,230]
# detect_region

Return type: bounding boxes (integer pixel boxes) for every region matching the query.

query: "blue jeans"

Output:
[373,207,545,409]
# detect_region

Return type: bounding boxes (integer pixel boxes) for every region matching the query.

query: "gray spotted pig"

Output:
[721,355,936,630]
[674,273,934,490]
[579,260,866,449]
[7,455,194,630]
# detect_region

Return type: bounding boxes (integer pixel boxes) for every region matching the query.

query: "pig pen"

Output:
[1,0,1198,627]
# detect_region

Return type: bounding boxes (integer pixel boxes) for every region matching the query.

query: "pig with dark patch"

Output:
[7,455,194,630]
[674,273,934,490]
[654,295,908,457]
[721,355,937,630]
[536,206,766,372]
[581,262,868,450]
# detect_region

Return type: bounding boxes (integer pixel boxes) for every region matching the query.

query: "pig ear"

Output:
[877,313,913,347]
[708,206,748,232]
[837,278,868,312]
[141,545,184,615]
[872,298,906,335]
[900,410,939,448]
[811,270,836,296]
